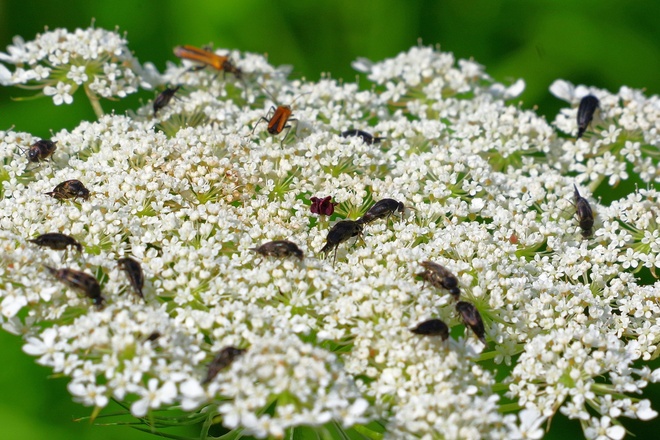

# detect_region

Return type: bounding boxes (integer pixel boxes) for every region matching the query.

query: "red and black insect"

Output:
[341,129,386,145]
[456,301,486,345]
[22,139,57,163]
[117,257,145,300]
[573,184,594,238]
[29,233,83,253]
[45,266,104,309]
[203,346,247,384]
[153,86,181,115]
[173,45,242,78]
[251,240,304,260]
[320,220,364,266]
[358,198,405,225]
[576,95,599,139]
[45,179,90,201]
[417,261,460,299]
[410,318,449,340]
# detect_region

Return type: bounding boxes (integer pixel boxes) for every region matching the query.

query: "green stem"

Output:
[84,84,105,119]
[498,402,522,413]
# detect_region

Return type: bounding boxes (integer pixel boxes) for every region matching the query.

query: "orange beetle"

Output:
[173,45,242,78]
[250,92,309,144]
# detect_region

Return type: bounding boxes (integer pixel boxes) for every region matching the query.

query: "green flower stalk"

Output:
[1,27,659,440]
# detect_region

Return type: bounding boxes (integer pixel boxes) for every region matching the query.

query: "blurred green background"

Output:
[1,0,659,439]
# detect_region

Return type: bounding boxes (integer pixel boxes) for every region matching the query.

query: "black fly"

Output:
[577,95,599,139]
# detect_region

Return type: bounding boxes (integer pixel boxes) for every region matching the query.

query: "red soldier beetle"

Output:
[250,91,310,145]
[173,45,242,78]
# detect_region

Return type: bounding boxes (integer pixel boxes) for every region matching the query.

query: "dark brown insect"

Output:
[251,240,304,260]
[320,220,364,266]
[358,198,405,225]
[45,266,104,309]
[203,346,247,384]
[573,184,594,238]
[146,331,161,342]
[456,301,486,345]
[153,86,180,115]
[410,318,449,340]
[29,233,82,253]
[577,95,599,139]
[45,179,90,201]
[24,139,57,162]
[341,129,386,145]
[117,257,145,299]
[173,45,242,78]
[417,261,460,299]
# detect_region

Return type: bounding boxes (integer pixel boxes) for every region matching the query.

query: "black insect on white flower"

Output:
[45,266,104,309]
[341,129,386,145]
[576,94,599,139]
[456,301,486,345]
[410,318,449,340]
[29,233,83,253]
[22,139,57,163]
[416,261,460,299]
[203,346,247,384]
[250,240,304,260]
[45,179,90,201]
[357,198,405,225]
[320,220,364,266]
[573,184,594,238]
[153,85,181,115]
[117,257,145,300]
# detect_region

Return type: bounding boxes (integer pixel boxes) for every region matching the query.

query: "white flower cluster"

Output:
[1,30,660,439]
[0,27,156,105]
[551,79,660,185]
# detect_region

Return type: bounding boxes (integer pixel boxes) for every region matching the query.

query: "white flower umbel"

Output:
[1,29,660,439]
[0,26,158,117]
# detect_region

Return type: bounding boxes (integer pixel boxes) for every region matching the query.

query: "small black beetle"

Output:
[46,179,90,201]
[320,220,364,266]
[341,129,386,145]
[456,301,486,345]
[45,266,104,309]
[573,185,594,238]
[416,261,460,299]
[203,346,247,384]
[118,257,145,300]
[251,240,304,260]
[577,95,599,139]
[29,233,83,253]
[357,198,405,225]
[410,318,449,340]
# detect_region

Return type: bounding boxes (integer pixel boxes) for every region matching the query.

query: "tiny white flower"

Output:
[131,378,177,417]
[43,81,73,105]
